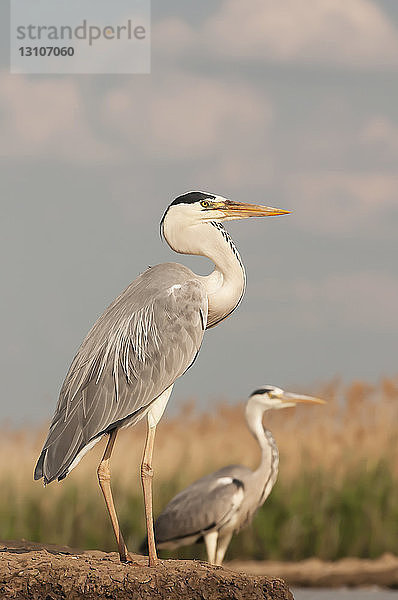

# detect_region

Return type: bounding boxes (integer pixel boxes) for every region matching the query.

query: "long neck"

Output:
[164,219,246,328]
[245,399,279,505]
[200,222,246,328]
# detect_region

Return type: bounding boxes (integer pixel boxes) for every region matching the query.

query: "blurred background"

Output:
[0,0,398,569]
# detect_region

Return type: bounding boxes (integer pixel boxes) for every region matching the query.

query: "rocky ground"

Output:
[229,554,398,588]
[0,540,292,600]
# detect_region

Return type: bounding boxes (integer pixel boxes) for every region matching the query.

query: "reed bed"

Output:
[0,377,397,561]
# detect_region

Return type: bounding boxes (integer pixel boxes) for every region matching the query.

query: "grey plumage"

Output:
[153,465,252,546]
[151,454,278,557]
[34,192,290,565]
[35,263,207,483]
[149,386,324,565]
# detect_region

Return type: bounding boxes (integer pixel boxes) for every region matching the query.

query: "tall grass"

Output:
[1,377,397,561]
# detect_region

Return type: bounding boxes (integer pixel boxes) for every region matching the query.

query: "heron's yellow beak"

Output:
[281,392,326,405]
[214,200,290,220]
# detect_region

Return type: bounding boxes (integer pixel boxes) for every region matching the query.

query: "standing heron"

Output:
[34,191,289,567]
[149,386,325,565]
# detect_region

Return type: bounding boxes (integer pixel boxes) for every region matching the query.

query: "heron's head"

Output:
[160,191,289,246]
[248,385,326,411]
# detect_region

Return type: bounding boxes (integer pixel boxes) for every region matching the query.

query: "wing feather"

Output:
[154,470,246,545]
[35,263,208,483]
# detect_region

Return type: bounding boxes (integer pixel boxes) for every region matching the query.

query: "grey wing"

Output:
[35,263,208,484]
[154,467,247,545]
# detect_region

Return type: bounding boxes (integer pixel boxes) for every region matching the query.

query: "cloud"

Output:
[209,0,398,68]
[0,73,114,163]
[103,73,272,157]
[284,171,398,235]
[155,0,398,69]
[153,17,195,58]
[101,71,274,185]
[0,68,273,175]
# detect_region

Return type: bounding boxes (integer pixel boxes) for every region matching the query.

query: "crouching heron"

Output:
[34,192,289,566]
[147,386,325,565]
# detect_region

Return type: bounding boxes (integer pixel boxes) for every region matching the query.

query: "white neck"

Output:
[163,218,246,328]
[245,398,279,503]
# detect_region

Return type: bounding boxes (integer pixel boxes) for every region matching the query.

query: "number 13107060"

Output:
[19,46,75,57]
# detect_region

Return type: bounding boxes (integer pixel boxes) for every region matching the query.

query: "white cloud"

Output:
[0,74,114,163]
[285,171,398,235]
[0,68,273,173]
[210,0,398,67]
[153,18,195,58]
[155,0,398,69]
[101,71,274,174]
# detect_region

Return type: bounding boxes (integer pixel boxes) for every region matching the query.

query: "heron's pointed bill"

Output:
[215,200,290,221]
[281,392,326,405]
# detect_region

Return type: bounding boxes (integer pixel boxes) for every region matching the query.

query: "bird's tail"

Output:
[34,449,46,481]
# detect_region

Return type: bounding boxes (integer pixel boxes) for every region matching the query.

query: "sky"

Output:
[1,0,398,423]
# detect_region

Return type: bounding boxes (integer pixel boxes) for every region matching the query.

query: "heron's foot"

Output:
[148,554,159,567]
[120,551,141,567]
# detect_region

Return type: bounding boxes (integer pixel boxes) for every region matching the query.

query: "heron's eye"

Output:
[200,200,210,208]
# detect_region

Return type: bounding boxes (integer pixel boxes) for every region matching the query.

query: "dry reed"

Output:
[1,377,397,560]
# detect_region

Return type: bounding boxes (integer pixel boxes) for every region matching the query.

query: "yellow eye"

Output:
[200,200,210,208]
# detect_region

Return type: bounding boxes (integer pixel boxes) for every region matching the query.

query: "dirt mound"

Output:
[0,540,292,600]
[229,554,398,588]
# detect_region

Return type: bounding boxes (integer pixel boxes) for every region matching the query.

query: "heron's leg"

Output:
[214,530,233,566]
[141,418,158,567]
[140,385,174,567]
[204,531,218,565]
[97,429,130,563]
